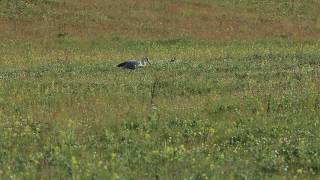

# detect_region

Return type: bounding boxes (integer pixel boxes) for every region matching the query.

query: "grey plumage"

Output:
[117,57,150,70]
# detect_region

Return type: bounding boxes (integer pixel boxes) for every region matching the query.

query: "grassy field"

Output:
[1,0,320,179]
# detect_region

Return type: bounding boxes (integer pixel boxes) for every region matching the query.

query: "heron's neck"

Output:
[138,61,147,66]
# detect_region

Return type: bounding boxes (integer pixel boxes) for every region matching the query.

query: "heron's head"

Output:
[170,57,176,62]
[142,57,151,65]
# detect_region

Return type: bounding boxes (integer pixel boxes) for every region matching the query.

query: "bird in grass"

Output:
[117,57,151,70]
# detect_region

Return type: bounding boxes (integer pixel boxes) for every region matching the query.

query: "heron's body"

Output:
[117,58,150,70]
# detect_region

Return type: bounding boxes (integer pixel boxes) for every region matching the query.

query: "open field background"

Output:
[0,0,320,179]
[1,0,320,40]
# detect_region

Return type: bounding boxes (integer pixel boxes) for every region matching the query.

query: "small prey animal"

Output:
[117,57,151,70]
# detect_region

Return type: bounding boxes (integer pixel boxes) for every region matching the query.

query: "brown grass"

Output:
[0,0,320,40]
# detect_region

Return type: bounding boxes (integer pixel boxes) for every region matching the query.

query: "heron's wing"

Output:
[117,62,128,67]
[117,61,139,69]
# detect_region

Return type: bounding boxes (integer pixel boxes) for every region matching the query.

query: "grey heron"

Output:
[117,57,151,70]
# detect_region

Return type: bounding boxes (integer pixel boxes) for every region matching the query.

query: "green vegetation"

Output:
[1,38,319,179]
[0,0,320,179]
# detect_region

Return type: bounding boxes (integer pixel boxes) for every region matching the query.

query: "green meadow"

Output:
[0,0,320,179]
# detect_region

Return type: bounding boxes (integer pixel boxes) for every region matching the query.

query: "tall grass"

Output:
[0,38,320,178]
